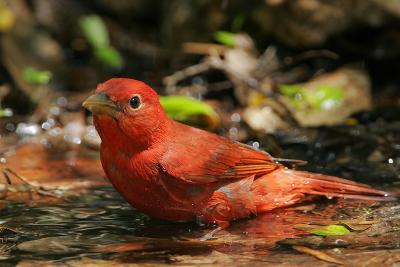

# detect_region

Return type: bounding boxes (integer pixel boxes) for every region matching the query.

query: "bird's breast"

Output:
[100,146,209,221]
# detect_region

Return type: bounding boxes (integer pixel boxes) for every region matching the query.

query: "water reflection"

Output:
[0,185,361,264]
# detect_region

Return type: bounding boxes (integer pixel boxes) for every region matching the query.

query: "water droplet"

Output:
[229,127,238,135]
[230,113,241,123]
[41,118,55,130]
[71,137,82,144]
[16,123,41,137]
[229,127,238,140]
[49,106,61,116]
[326,195,333,200]
[321,99,336,110]
[252,141,260,149]
[334,239,347,245]
[388,158,394,164]
[57,97,68,107]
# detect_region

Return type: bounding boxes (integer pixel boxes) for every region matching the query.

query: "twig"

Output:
[2,167,65,200]
[207,80,233,91]
[293,245,345,265]
[163,61,212,94]
[182,42,228,55]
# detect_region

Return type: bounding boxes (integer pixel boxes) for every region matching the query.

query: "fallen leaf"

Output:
[281,67,372,126]
[280,84,344,111]
[295,224,350,236]
[311,225,350,236]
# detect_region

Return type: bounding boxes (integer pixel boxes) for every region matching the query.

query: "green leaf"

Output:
[160,95,220,129]
[79,15,124,69]
[94,46,124,69]
[305,85,344,110]
[280,84,302,97]
[22,67,52,85]
[279,84,304,108]
[280,84,344,111]
[214,31,236,47]
[310,225,351,236]
[79,15,109,49]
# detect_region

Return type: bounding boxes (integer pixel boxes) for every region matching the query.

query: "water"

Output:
[1,184,368,266]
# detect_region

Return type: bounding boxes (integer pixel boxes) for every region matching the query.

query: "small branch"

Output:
[2,168,65,200]
[163,61,212,94]
[182,42,228,55]
[293,245,345,266]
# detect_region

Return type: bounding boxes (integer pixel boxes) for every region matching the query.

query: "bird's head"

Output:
[83,78,168,150]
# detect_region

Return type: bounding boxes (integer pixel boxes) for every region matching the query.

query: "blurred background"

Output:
[0,0,399,181]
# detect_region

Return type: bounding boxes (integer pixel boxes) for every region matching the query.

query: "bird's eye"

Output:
[129,95,141,109]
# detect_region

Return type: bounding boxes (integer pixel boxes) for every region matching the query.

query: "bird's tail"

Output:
[271,168,393,201]
[252,168,394,212]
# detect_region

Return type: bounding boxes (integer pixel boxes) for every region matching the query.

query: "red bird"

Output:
[83,78,391,227]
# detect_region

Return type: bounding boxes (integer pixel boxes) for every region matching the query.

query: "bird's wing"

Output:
[159,124,281,184]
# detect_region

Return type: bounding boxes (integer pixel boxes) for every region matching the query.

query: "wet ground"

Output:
[0,105,399,266]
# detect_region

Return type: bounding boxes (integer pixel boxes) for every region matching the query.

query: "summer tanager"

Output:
[83,78,392,227]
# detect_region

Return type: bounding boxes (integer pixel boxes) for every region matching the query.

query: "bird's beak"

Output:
[82,92,118,117]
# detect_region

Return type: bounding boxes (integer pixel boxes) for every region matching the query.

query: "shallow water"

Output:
[1,183,393,266]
